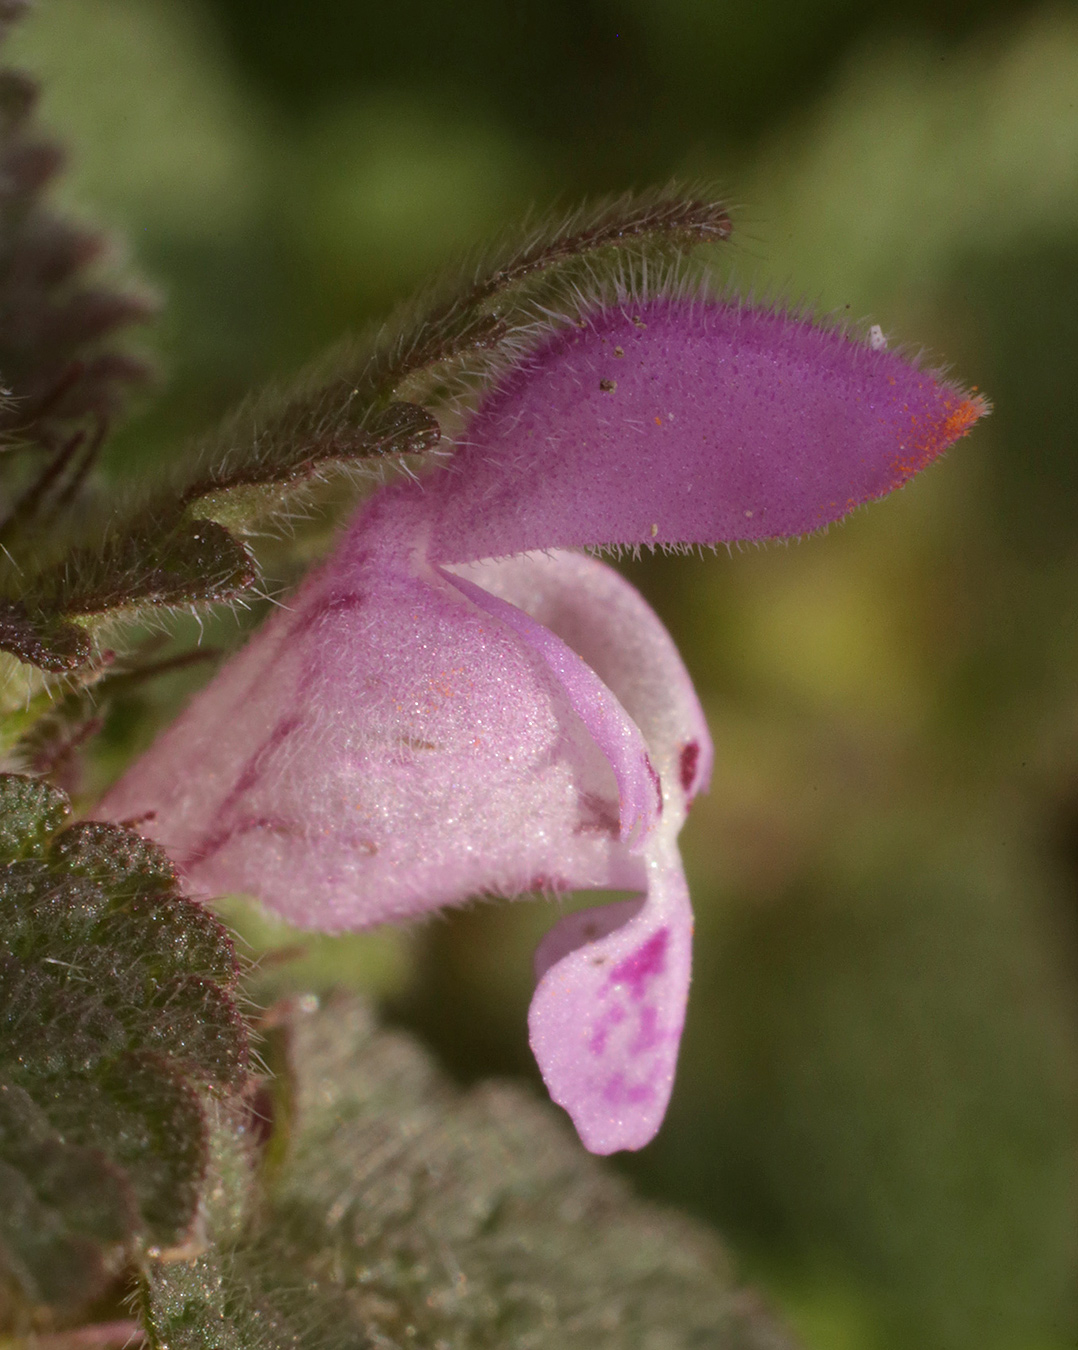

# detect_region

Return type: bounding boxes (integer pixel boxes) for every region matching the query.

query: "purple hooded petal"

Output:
[96,539,701,934]
[428,299,988,562]
[100,560,622,925]
[528,835,693,1154]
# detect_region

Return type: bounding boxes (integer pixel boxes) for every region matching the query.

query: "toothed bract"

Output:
[96,296,986,1155]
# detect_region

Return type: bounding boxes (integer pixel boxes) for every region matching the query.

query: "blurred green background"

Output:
[12,1,1078,1347]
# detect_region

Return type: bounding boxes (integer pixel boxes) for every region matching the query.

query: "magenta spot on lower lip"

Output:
[679,740,700,794]
[603,1073,656,1106]
[610,927,669,1001]
[630,1004,662,1054]
[588,1003,627,1056]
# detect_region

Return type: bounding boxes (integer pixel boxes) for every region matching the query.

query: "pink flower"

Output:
[98,298,986,1153]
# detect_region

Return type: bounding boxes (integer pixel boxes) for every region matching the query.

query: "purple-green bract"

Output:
[98,297,986,1154]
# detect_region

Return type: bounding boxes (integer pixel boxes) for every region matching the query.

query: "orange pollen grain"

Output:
[939,393,989,444]
[893,392,990,482]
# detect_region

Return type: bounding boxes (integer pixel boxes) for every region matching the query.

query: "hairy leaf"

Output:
[0,774,248,1326]
[0,517,257,674]
[0,601,91,674]
[181,396,442,525]
[41,518,258,619]
[180,188,732,522]
[0,187,729,677]
[0,4,154,546]
[373,189,733,390]
[0,772,67,858]
[141,995,795,1350]
[0,1083,137,1316]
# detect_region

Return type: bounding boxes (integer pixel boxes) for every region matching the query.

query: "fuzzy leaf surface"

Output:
[0,3,153,540]
[179,189,732,520]
[142,995,796,1350]
[0,188,729,675]
[0,775,248,1325]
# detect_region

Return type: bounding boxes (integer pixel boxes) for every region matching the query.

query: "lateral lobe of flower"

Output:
[440,567,661,846]
[453,551,712,811]
[428,299,988,563]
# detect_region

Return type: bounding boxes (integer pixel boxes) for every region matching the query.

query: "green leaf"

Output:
[0,775,68,861]
[182,396,442,523]
[0,775,249,1325]
[0,604,91,675]
[142,995,795,1350]
[51,520,259,618]
[0,518,257,676]
[0,1083,137,1315]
